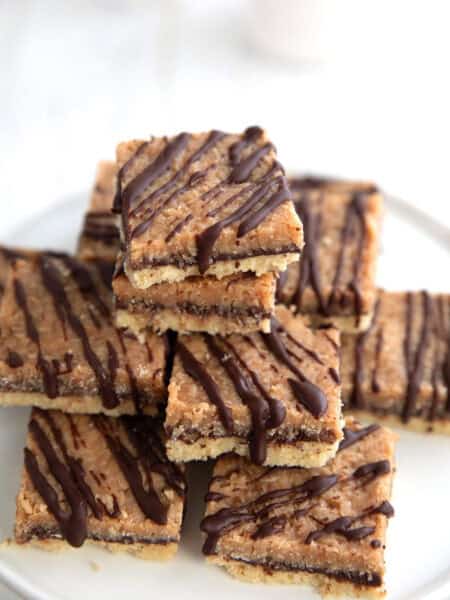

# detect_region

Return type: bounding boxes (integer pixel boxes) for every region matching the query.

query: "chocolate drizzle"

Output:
[221,338,285,429]
[196,176,289,274]
[25,414,88,547]
[350,290,449,422]
[204,335,270,464]
[278,183,376,319]
[81,212,119,245]
[338,424,380,451]
[402,291,432,422]
[201,472,338,555]
[351,297,381,409]
[262,317,328,418]
[306,516,375,544]
[6,350,23,368]
[353,460,391,483]
[229,143,272,184]
[177,340,233,433]
[24,411,185,548]
[5,252,157,412]
[122,134,189,211]
[38,256,119,409]
[95,416,185,524]
[13,278,59,398]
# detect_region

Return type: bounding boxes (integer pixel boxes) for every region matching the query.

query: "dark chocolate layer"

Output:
[128,244,301,271]
[20,526,179,546]
[224,555,382,588]
[166,427,337,445]
[116,298,271,321]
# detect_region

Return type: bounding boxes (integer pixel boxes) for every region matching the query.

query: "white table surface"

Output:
[0,1,449,598]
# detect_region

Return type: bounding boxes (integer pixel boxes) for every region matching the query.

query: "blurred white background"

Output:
[1,0,450,241]
[0,1,449,596]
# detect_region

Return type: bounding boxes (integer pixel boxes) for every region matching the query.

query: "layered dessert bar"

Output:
[201,419,396,598]
[77,160,119,263]
[113,127,303,288]
[166,305,343,467]
[77,160,277,335]
[277,176,383,333]
[0,250,167,416]
[114,268,276,336]
[342,290,450,432]
[15,409,186,559]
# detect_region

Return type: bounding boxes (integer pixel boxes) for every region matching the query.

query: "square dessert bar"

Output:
[341,290,450,432]
[78,160,277,335]
[15,409,186,559]
[201,419,396,598]
[277,176,383,333]
[0,249,167,416]
[166,305,343,467]
[113,126,303,288]
[77,160,120,263]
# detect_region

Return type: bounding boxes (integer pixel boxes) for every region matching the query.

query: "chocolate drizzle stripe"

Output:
[371,329,384,393]
[306,516,375,544]
[203,335,270,465]
[229,126,264,165]
[39,411,105,519]
[121,133,189,210]
[196,178,281,274]
[261,317,328,418]
[353,460,391,483]
[13,278,59,398]
[221,339,286,429]
[165,214,193,243]
[351,296,381,408]
[201,472,338,555]
[94,418,168,524]
[281,188,375,318]
[328,192,369,318]
[206,183,255,219]
[402,291,432,422]
[6,350,23,368]
[38,256,119,409]
[338,424,380,452]
[116,330,145,414]
[113,140,150,213]
[26,416,88,547]
[291,197,327,313]
[237,178,291,237]
[126,131,227,240]
[229,143,272,184]
[177,341,233,432]
[130,130,226,218]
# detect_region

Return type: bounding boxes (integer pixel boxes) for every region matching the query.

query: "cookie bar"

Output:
[166,305,343,467]
[77,160,120,263]
[342,290,450,432]
[277,176,383,333]
[113,127,303,288]
[0,250,167,416]
[201,419,396,598]
[113,268,276,336]
[15,409,186,559]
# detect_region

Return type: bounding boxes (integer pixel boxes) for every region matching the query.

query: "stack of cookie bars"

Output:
[1,126,448,598]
